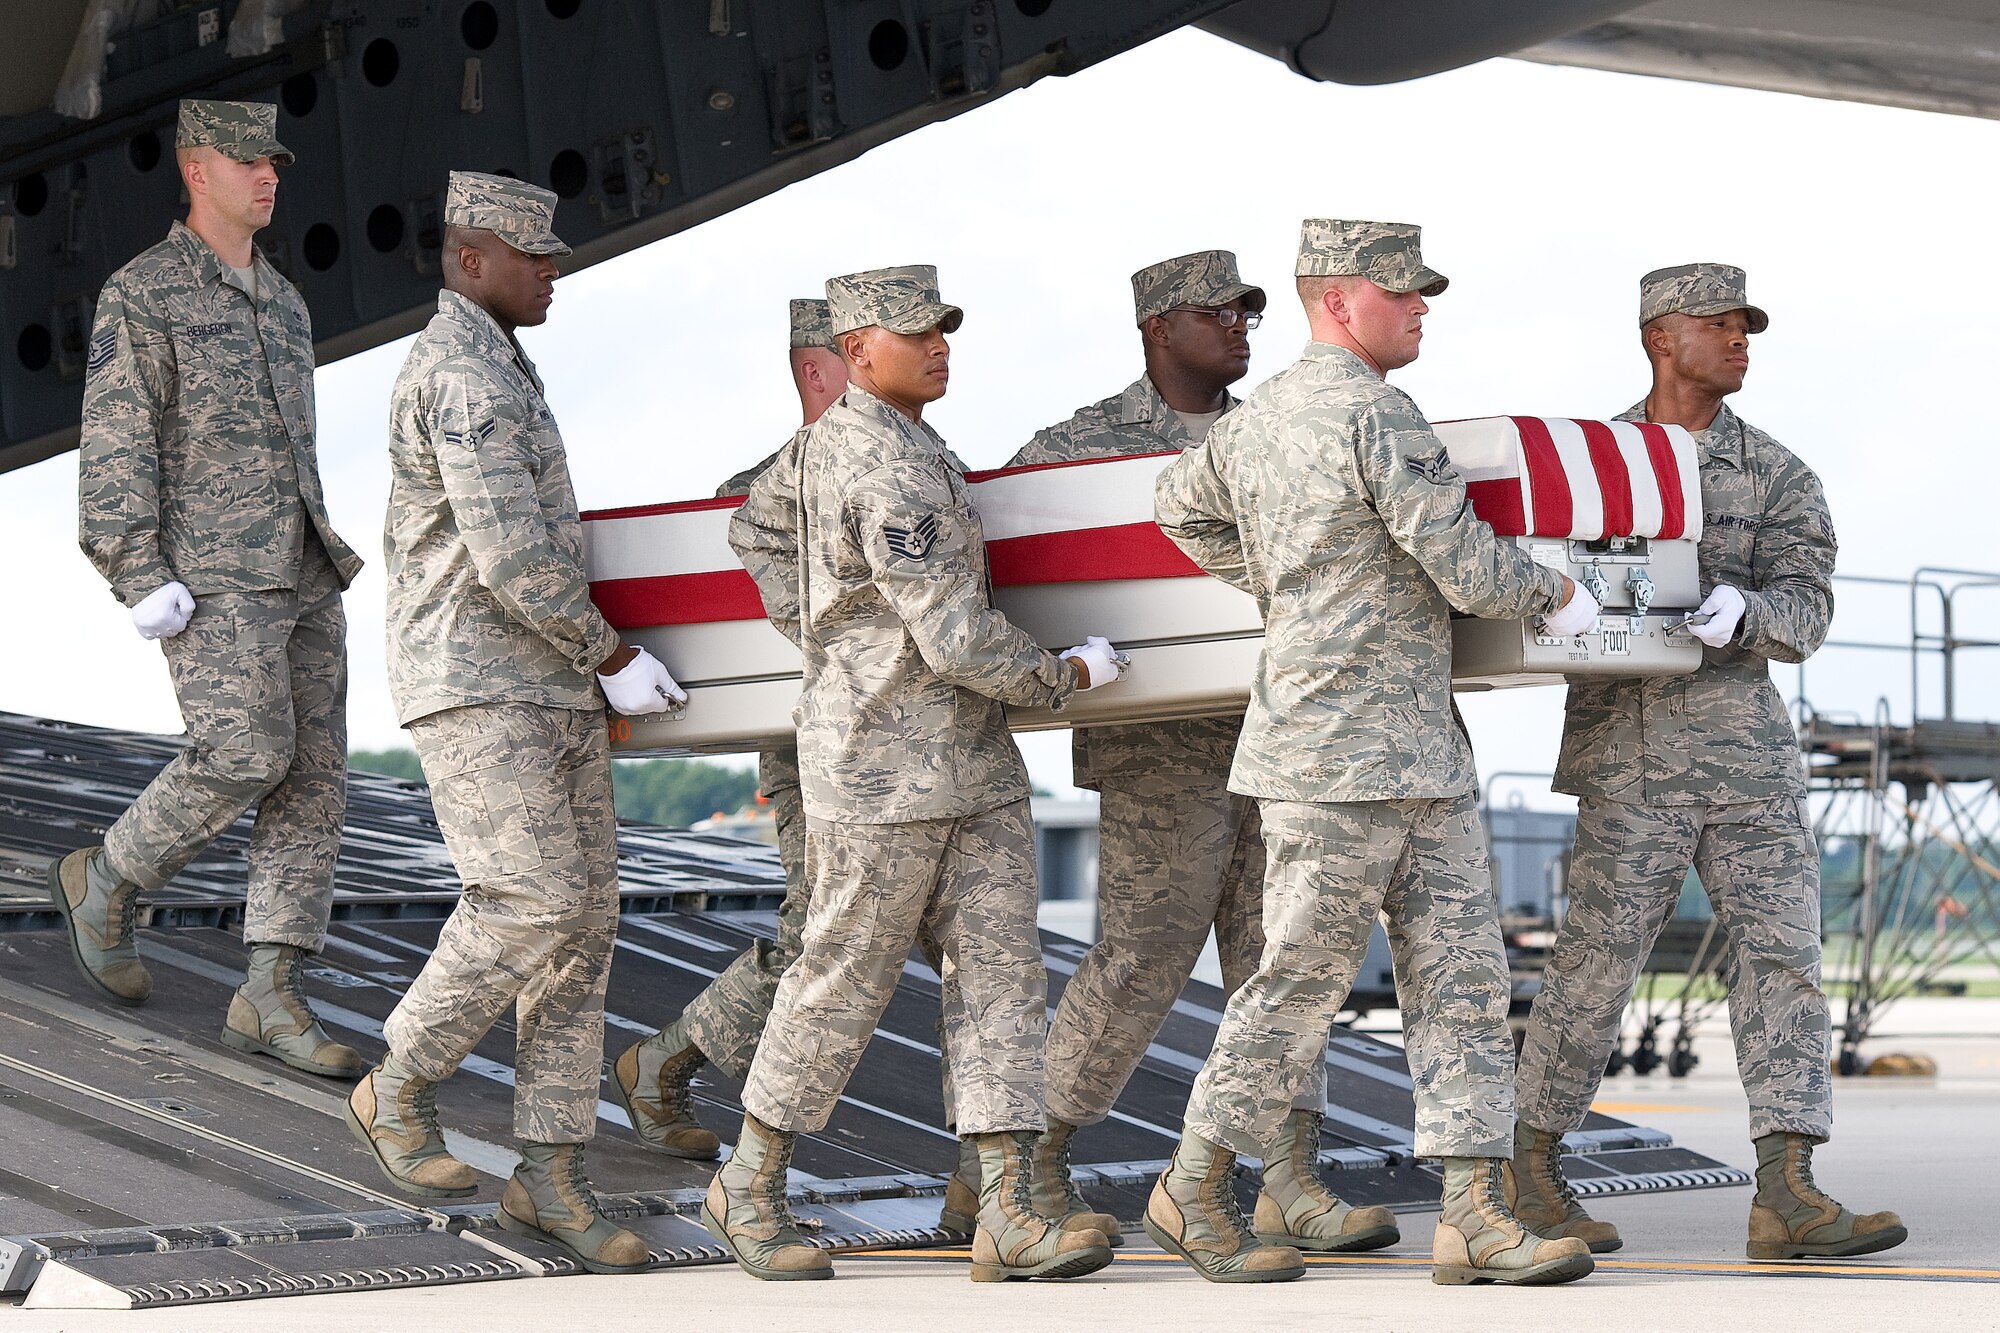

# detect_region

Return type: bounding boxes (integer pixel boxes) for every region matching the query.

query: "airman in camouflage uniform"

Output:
[54,100,365,1079]
[703,266,1121,1284]
[991,251,1388,1254]
[346,172,683,1276]
[610,299,848,1160]
[1512,264,1906,1261]
[1148,220,1595,1287]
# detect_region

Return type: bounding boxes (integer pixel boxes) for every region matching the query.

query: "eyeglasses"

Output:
[1167,306,1262,330]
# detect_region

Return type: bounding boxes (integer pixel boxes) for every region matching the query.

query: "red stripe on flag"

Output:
[592,571,768,629]
[589,522,1205,631]
[1466,479,1527,536]
[987,521,1204,585]
[1635,421,1686,540]
[1576,419,1634,535]
[1512,416,1571,536]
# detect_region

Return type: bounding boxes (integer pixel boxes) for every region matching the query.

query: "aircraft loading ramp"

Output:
[0,712,1746,1309]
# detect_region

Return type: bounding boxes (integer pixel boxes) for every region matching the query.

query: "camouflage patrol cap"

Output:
[445,170,571,256]
[826,265,963,337]
[1130,250,1267,325]
[176,99,293,165]
[1295,219,1448,296]
[1639,263,1768,333]
[789,298,836,349]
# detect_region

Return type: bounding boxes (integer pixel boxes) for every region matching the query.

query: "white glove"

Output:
[132,582,195,640]
[1540,579,1600,639]
[1061,635,1122,691]
[1689,584,1747,648]
[597,647,688,716]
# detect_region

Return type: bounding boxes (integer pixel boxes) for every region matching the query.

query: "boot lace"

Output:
[1538,1136,1582,1210]
[277,948,313,1012]
[409,1078,443,1137]
[560,1148,604,1214]
[1006,1132,1041,1217]
[104,883,138,949]
[1200,1158,1257,1243]
[1474,1159,1512,1219]
[1049,1129,1089,1212]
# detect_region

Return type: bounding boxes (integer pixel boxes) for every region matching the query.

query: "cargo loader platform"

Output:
[0,713,1746,1309]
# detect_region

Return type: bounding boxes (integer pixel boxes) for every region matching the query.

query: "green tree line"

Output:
[350,749,759,829]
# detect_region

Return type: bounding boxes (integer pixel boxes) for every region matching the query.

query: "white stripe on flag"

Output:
[1545,418,1605,539]
[584,505,738,582]
[971,454,1167,540]
[1435,418,1522,484]
[1610,421,1664,537]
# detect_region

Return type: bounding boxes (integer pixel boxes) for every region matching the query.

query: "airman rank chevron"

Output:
[883,512,940,560]
[1404,446,1459,486]
[87,328,117,373]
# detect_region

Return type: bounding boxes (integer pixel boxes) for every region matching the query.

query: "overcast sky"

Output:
[6,28,1998,804]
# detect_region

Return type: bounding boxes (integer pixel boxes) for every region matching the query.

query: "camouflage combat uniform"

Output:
[734,267,1078,1136]
[1156,223,1567,1161]
[78,101,361,952]
[1517,387,1837,1141]
[381,175,623,1145]
[1003,250,1325,1126]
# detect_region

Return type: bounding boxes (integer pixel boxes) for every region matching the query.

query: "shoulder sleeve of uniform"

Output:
[847,454,1075,710]
[1155,428,1255,594]
[77,274,177,605]
[429,362,619,674]
[1736,431,1836,664]
[727,439,804,646]
[1354,388,1566,619]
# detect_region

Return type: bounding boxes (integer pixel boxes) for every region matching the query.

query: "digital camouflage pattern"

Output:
[732,385,1075,823]
[385,289,620,725]
[1010,372,1317,1125]
[176,98,292,163]
[1129,250,1265,324]
[1555,402,1835,806]
[1044,773,1329,1125]
[80,221,361,605]
[1184,794,1516,1159]
[386,701,620,1144]
[825,264,962,336]
[1155,342,1566,803]
[444,170,569,255]
[1516,795,1830,1139]
[788,298,835,349]
[665,446,813,1078]
[1012,375,1241,786]
[741,800,1048,1135]
[102,545,347,950]
[79,213,356,951]
[1639,262,1769,333]
[1293,219,1448,295]
[1524,392,1836,1142]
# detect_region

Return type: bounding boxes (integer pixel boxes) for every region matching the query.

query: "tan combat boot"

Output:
[48,848,152,1005]
[343,1057,478,1198]
[609,1015,722,1160]
[939,1134,981,1240]
[221,943,366,1077]
[1145,1133,1305,1284]
[498,1143,651,1274]
[1505,1123,1622,1253]
[1031,1119,1124,1247]
[701,1113,833,1281]
[1254,1109,1400,1252]
[1746,1132,1907,1260]
[967,1131,1113,1282]
[1432,1157,1594,1286]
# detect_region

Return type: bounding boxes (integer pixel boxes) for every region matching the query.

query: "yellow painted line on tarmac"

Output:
[856,1250,2000,1283]
[1589,1101,1714,1114]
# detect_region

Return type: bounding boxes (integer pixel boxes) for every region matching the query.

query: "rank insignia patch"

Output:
[883,513,941,560]
[1404,447,1459,486]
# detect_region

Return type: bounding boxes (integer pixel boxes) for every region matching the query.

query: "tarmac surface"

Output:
[7,998,1994,1331]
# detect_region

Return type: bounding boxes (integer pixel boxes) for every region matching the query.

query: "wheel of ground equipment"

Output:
[1667,1045,1698,1078]
[1605,1044,1628,1077]
[1629,1023,1661,1075]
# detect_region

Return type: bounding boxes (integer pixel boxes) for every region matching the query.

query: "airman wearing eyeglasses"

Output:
[967,252,1401,1257]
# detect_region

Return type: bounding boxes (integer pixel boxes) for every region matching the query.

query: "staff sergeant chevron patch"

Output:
[883,513,941,560]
